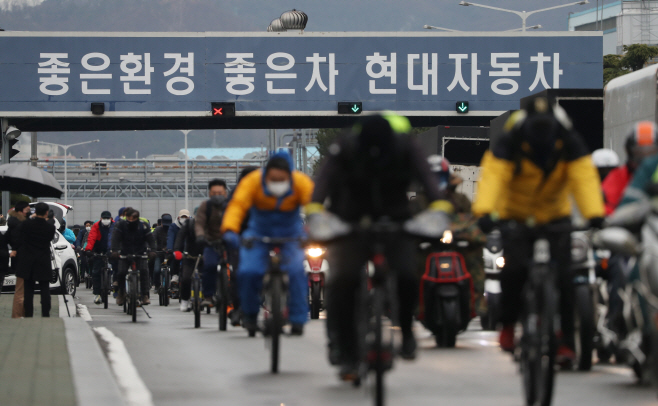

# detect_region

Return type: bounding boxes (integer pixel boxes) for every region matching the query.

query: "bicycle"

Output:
[209,241,231,331]
[243,236,304,374]
[90,253,112,309]
[156,251,171,307]
[502,221,577,406]
[308,210,448,406]
[120,254,150,323]
[189,253,203,328]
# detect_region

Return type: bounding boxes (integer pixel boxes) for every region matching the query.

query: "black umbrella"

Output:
[0,163,63,198]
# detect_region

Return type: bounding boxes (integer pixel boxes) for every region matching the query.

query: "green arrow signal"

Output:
[458,103,468,112]
[351,104,360,113]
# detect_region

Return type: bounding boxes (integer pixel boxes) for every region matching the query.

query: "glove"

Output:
[223,231,240,249]
[148,251,156,260]
[477,214,496,234]
[195,235,207,247]
[174,251,183,261]
[110,251,119,259]
[589,216,605,230]
[85,250,94,257]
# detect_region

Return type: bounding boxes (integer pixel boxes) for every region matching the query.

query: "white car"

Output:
[1,202,78,296]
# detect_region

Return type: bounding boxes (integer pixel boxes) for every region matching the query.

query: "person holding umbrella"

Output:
[7,201,30,318]
[16,202,56,317]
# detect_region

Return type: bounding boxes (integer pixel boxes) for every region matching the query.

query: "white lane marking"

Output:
[76,304,92,321]
[93,327,154,406]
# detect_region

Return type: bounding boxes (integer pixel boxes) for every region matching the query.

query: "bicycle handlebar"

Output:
[119,254,149,260]
[241,236,306,246]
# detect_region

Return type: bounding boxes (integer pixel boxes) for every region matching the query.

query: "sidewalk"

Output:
[0,293,76,406]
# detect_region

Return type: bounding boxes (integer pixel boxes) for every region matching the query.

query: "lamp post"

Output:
[459,0,589,31]
[181,130,191,211]
[39,139,99,205]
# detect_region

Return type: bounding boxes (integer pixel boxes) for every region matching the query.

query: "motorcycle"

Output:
[481,229,504,331]
[592,200,658,384]
[571,230,598,371]
[418,229,474,348]
[304,245,329,319]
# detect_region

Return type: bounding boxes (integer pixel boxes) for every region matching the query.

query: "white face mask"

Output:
[267,181,290,197]
[86,226,91,232]
[101,219,111,226]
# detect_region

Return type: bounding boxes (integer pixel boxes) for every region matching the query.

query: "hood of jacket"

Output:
[8,209,26,222]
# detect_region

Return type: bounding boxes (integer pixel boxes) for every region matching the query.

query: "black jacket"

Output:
[174,218,203,257]
[312,133,442,221]
[111,220,155,255]
[16,217,56,281]
[0,228,9,271]
[6,209,26,251]
[153,225,170,251]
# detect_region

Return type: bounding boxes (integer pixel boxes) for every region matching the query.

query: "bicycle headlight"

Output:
[306,247,325,258]
[495,256,505,269]
[441,230,453,244]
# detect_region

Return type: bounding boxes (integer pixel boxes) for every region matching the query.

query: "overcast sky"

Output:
[0,0,594,32]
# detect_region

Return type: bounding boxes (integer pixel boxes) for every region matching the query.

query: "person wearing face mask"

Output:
[221,151,314,336]
[110,208,156,306]
[152,213,173,289]
[166,209,189,285]
[194,179,229,309]
[85,211,114,305]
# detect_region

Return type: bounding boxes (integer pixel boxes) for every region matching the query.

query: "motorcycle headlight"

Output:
[441,230,453,244]
[306,247,325,258]
[495,256,505,269]
[571,236,588,263]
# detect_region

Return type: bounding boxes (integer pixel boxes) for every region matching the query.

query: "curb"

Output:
[59,294,127,406]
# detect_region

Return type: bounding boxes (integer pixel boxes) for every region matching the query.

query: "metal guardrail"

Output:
[12,158,267,199]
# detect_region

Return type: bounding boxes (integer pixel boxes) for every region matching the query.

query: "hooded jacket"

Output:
[472,111,605,223]
[221,151,314,238]
[85,219,115,253]
[166,218,184,251]
[195,196,227,242]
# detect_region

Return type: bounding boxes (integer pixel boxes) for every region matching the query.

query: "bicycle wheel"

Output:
[163,266,170,307]
[218,267,228,331]
[270,274,283,374]
[372,288,385,406]
[521,277,556,406]
[193,277,201,328]
[101,267,109,309]
[130,274,138,323]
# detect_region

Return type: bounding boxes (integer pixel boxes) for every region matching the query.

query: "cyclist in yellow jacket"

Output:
[473,97,605,365]
[221,151,314,336]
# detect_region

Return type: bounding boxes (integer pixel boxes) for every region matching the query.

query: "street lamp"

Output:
[423,24,462,32]
[39,139,100,205]
[459,0,588,31]
[181,130,191,211]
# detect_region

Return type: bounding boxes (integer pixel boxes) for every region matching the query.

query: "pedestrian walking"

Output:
[7,201,30,318]
[17,202,56,317]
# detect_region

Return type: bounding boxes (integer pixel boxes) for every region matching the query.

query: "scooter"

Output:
[304,246,329,319]
[593,200,658,384]
[418,229,474,348]
[571,230,598,371]
[481,229,504,331]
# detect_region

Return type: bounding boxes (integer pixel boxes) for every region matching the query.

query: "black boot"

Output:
[400,332,417,360]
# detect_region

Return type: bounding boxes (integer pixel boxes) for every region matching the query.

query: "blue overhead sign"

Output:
[0,32,602,117]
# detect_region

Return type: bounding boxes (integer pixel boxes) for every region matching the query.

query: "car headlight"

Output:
[441,230,453,244]
[495,256,505,269]
[571,236,588,263]
[306,247,325,258]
